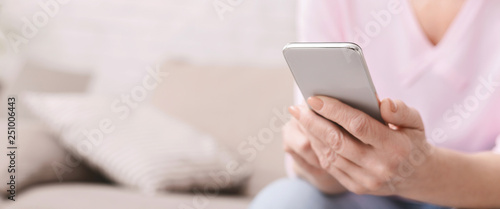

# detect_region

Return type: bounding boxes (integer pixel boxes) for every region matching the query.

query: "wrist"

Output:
[397,143,442,197]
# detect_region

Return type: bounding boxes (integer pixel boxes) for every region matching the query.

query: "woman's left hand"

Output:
[288,96,435,196]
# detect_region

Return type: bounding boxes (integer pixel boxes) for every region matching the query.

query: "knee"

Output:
[249,178,328,209]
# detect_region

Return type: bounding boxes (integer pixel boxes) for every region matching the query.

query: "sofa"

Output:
[0,60,294,208]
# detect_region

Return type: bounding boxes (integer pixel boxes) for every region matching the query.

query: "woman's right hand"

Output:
[283,106,347,195]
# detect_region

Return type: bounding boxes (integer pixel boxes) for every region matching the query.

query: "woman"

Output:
[250,0,500,208]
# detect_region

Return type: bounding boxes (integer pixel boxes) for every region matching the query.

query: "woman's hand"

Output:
[282,106,347,195]
[288,96,434,196]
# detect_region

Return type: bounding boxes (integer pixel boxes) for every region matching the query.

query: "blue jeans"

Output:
[249,178,450,209]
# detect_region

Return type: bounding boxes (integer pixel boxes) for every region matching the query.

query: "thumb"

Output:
[380,98,424,130]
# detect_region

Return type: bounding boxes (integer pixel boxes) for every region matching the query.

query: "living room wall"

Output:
[0,0,296,93]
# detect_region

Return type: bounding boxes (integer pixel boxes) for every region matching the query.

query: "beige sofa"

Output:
[0,61,294,208]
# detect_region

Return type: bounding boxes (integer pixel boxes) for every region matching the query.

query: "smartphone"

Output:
[283,42,384,123]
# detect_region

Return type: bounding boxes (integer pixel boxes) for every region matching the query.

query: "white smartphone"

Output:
[283,42,384,123]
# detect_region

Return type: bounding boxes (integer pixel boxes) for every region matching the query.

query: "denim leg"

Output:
[391,197,452,209]
[249,178,401,209]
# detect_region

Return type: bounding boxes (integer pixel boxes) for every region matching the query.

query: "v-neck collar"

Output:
[404,0,473,51]
[401,0,483,88]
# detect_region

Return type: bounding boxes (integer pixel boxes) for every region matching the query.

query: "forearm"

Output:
[401,147,500,208]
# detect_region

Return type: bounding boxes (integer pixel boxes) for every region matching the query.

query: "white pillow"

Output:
[22,93,251,193]
[0,119,102,199]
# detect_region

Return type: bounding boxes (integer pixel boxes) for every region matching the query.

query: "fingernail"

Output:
[388,99,397,113]
[307,97,324,111]
[288,106,300,119]
[388,123,398,130]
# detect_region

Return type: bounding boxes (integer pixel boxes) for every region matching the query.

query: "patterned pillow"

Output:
[22,93,251,193]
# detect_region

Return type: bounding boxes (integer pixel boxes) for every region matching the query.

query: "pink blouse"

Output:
[287,0,500,177]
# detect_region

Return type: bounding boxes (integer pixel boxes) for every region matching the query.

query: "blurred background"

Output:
[0,0,298,208]
[0,0,295,92]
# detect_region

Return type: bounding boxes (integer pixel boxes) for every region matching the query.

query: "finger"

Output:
[296,105,372,167]
[323,160,366,195]
[283,116,322,168]
[291,105,342,169]
[305,128,338,170]
[380,98,424,131]
[331,154,383,193]
[288,149,325,177]
[307,96,389,146]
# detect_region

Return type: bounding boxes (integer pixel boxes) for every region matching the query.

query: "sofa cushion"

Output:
[3,183,251,209]
[0,119,103,200]
[152,62,294,196]
[23,93,251,193]
[0,61,91,119]
[0,61,102,200]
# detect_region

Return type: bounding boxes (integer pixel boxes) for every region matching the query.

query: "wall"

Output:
[0,0,297,93]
